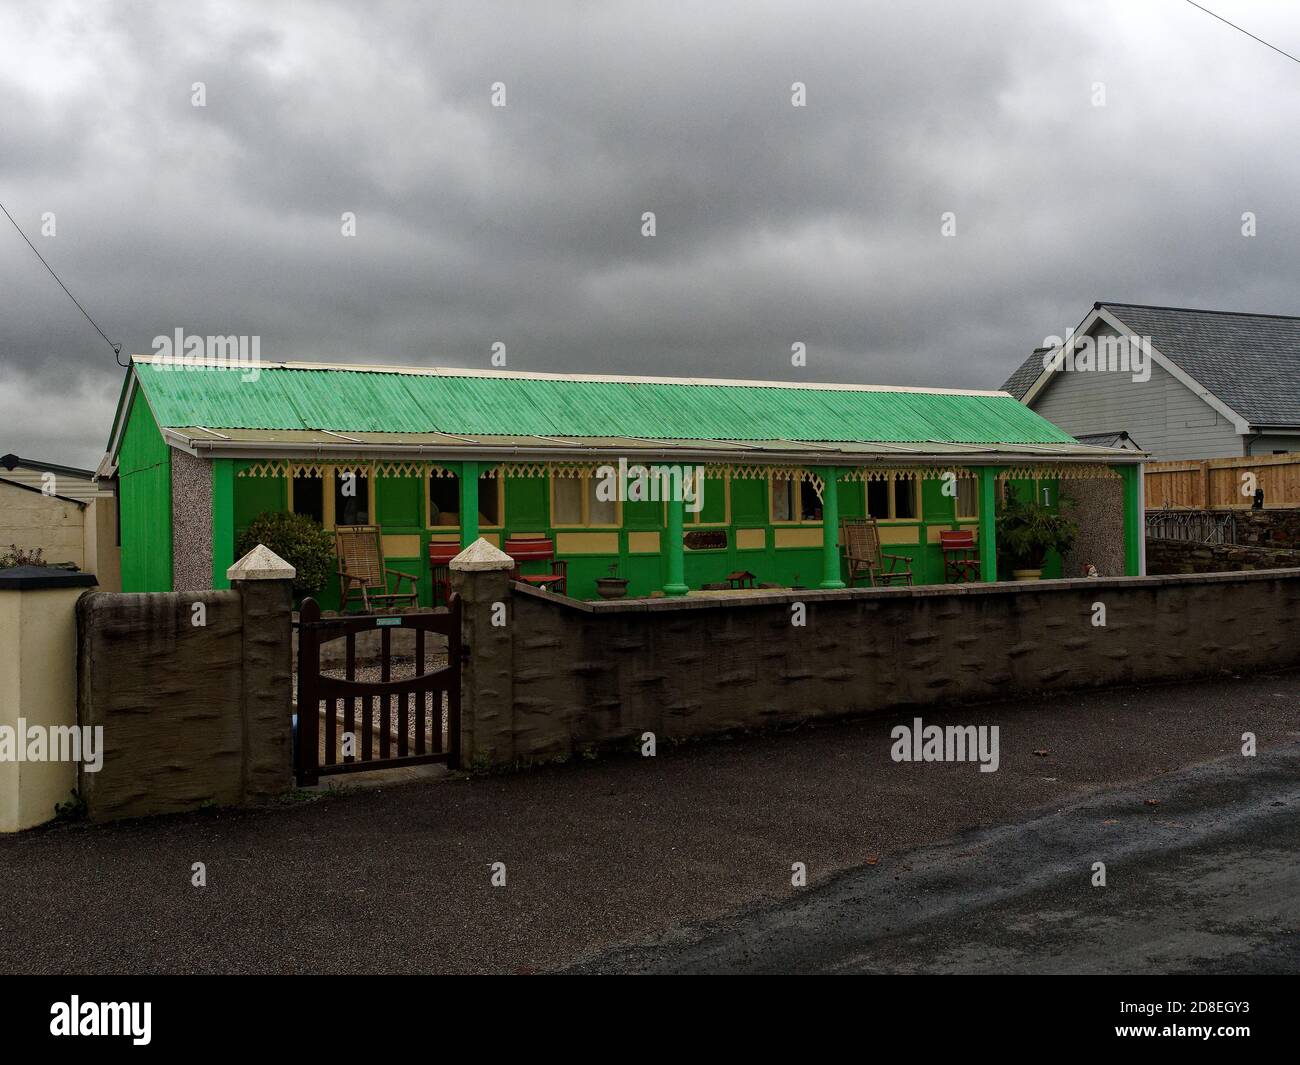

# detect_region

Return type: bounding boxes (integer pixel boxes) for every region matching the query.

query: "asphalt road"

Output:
[573,745,1300,973]
[1,669,1298,974]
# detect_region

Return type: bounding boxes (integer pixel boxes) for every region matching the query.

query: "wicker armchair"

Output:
[335,525,419,612]
[840,518,913,587]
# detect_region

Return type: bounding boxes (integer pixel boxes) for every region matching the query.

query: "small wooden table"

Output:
[725,570,757,589]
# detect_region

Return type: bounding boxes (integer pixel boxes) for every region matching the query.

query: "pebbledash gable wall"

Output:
[450,564,1300,767]
[1061,478,1124,578]
[172,450,213,591]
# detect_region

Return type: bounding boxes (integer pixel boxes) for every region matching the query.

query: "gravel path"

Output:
[293,654,451,759]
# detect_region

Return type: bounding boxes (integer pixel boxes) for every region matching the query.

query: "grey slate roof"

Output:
[1073,431,1139,451]
[1002,303,1300,427]
[1001,347,1051,400]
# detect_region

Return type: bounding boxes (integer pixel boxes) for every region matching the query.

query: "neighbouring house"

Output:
[1002,302,1300,462]
[0,453,120,589]
[102,356,1146,603]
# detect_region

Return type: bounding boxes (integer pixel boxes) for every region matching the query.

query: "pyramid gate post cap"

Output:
[227,543,297,581]
[450,537,514,572]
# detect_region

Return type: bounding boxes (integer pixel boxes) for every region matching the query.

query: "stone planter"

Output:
[595,577,630,599]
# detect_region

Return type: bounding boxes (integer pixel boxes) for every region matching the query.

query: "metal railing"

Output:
[1145,510,1236,545]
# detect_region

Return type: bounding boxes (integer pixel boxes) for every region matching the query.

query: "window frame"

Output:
[424,469,505,532]
[955,474,980,520]
[865,472,924,523]
[549,471,623,529]
[287,463,376,530]
[767,471,825,526]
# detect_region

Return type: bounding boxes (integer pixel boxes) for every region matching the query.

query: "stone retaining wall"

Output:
[1146,538,1300,575]
[451,567,1300,768]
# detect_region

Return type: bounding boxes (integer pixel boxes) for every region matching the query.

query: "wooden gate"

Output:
[294,597,463,785]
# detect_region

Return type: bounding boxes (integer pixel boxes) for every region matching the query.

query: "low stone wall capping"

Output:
[450,560,1300,769]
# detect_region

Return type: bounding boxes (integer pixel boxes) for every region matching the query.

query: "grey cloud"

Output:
[3,0,1300,466]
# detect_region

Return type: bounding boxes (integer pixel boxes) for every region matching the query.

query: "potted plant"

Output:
[595,562,630,599]
[995,492,1078,580]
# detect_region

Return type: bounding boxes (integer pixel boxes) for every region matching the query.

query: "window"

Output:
[770,473,821,523]
[956,476,979,519]
[552,476,583,524]
[894,476,917,519]
[428,473,503,528]
[292,474,324,525]
[429,474,460,528]
[334,468,369,526]
[867,479,889,519]
[866,474,921,521]
[551,472,619,527]
[478,477,502,526]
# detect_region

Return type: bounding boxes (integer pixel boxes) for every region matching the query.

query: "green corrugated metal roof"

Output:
[129,360,1077,445]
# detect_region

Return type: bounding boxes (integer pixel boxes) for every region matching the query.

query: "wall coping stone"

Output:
[511,568,1300,615]
[0,566,97,591]
[226,544,296,581]
[451,537,514,571]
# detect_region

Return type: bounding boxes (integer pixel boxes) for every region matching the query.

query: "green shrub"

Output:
[236,512,334,596]
[0,544,45,569]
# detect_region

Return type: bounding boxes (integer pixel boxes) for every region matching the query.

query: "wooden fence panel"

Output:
[1145,453,1300,509]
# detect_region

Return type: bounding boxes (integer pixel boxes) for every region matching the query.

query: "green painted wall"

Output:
[220,465,1079,605]
[117,393,172,592]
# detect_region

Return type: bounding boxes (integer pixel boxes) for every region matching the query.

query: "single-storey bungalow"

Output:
[104,357,1145,603]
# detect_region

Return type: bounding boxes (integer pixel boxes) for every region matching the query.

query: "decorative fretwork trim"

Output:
[998,464,1122,482]
[237,460,289,479]
[839,467,936,483]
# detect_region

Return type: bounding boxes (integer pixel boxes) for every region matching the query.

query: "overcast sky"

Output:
[3,0,1300,467]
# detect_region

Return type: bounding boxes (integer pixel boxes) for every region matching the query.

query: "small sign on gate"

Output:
[376,617,402,627]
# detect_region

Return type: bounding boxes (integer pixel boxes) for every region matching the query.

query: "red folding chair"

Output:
[504,537,567,594]
[939,529,980,583]
[428,541,461,607]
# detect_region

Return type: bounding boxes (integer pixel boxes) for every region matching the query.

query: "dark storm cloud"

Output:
[4,0,1300,465]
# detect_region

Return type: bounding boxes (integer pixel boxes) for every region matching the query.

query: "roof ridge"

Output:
[1098,301,1300,323]
[128,356,1011,398]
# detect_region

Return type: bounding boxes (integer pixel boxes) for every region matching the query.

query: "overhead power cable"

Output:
[1183,0,1300,67]
[0,197,126,366]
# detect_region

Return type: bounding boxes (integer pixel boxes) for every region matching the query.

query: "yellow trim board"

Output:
[628,531,660,553]
[382,534,422,557]
[556,531,620,554]
[774,527,822,549]
[736,528,766,550]
[879,526,920,545]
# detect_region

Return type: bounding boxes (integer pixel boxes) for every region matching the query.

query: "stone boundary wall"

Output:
[452,568,1300,768]
[1147,538,1300,575]
[77,577,293,820]
[1227,508,1300,547]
